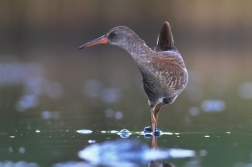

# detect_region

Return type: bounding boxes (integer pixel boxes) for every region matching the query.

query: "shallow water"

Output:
[1,47,252,167]
[1,106,252,167]
[1,60,252,166]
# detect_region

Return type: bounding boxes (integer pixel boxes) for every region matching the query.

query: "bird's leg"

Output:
[150,103,162,132]
[154,104,162,126]
[150,110,156,132]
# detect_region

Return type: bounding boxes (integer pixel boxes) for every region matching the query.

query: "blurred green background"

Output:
[1,0,252,130]
[0,1,252,166]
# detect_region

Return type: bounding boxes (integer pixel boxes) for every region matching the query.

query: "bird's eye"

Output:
[109,32,117,39]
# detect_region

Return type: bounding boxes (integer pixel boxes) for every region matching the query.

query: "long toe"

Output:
[143,126,162,134]
[153,129,162,137]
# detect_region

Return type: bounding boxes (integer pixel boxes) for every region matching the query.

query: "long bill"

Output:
[79,35,108,49]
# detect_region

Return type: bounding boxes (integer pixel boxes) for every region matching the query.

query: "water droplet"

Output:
[117,129,131,138]
[76,129,93,134]
[88,140,96,143]
[162,132,173,135]
[110,130,119,133]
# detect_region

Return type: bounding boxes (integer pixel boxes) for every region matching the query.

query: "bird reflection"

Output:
[148,161,175,167]
[77,130,195,166]
[148,136,175,167]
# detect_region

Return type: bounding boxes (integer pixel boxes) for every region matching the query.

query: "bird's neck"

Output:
[124,39,153,57]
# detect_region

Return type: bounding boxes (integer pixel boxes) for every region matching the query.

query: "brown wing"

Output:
[155,55,187,91]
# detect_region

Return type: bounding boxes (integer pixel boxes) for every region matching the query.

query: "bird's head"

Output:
[79,26,139,50]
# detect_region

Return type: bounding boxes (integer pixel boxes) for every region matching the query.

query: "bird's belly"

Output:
[141,67,188,102]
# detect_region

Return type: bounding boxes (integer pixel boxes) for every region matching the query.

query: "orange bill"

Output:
[79,36,108,49]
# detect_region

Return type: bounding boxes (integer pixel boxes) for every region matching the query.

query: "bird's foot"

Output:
[143,126,161,133]
[143,126,162,137]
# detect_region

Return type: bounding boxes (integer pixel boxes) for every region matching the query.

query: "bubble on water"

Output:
[100,88,120,103]
[201,99,225,112]
[117,129,131,138]
[84,79,102,98]
[238,82,252,99]
[119,129,130,133]
[35,129,40,133]
[114,111,123,119]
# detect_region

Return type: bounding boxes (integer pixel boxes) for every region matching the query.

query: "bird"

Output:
[79,21,188,133]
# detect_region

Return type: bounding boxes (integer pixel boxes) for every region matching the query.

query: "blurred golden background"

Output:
[0,0,252,131]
